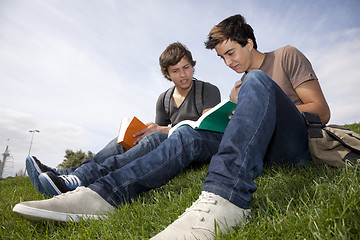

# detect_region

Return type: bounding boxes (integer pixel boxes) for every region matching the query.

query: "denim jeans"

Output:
[202,70,311,209]
[89,126,223,207]
[71,131,168,186]
[62,137,127,175]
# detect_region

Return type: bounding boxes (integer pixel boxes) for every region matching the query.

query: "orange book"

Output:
[117,116,147,150]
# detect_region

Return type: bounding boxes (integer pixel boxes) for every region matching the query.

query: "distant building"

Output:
[0,145,12,178]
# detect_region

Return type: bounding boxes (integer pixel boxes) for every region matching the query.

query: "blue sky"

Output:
[0,0,359,177]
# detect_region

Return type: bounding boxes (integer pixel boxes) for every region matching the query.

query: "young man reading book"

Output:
[25,42,221,196]
[150,14,330,239]
[13,16,330,240]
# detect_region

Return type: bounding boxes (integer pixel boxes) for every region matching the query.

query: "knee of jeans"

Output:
[243,70,274,89]
[245,69,266,79]
[171,126,200,150]
[105,137,120,149]
[142,131,167,145]
[171,125,197,139]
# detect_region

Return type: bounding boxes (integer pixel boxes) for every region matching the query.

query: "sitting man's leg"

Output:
[151,70,311,239]
[26,136,126,195]
[13,126,223,221]
[90,127,223,207]
[39,131,168,196]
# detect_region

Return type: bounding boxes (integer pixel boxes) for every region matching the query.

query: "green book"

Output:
[168,99,237,136]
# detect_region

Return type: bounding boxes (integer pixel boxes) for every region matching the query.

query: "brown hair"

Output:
[159,42,196,81]
[205,14,257,50]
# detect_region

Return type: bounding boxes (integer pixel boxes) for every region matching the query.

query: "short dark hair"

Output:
[205,14,257,50]
[159,42,196,81]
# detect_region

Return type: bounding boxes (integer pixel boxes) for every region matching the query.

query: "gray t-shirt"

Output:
[156,80,221,126]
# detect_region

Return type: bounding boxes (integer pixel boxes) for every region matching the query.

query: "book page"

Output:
[168,99,236,137]
[118,118,131,143]
[197,100,236,133]
[168,120,197,136]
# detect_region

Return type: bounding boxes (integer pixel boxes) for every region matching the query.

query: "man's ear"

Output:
[164,71,171,80]
[246,39,254,51]
[165,73,172,81]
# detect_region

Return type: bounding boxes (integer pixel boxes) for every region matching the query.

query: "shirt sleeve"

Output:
[155,91,171,126]
[283,45,318,89]
[229,76,245,103]
[202,82,221,110]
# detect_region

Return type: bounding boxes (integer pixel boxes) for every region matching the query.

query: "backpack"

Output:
[163,78,204,117]
[303,112,360,168]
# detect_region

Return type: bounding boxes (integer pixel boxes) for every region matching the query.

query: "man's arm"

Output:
[202,108,212,115]
[130,91,171,145]
[132,123,170,145]
[295,80,330,124]
[201,82,221,116]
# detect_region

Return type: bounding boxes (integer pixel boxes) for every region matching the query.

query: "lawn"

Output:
[1,124,359,239]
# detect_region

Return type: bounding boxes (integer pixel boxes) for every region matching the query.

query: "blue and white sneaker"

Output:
[39,172,83,196]
[26,156,59,196]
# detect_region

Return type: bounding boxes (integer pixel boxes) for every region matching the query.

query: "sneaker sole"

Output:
[38,173,63,196]
[13,204,103,222]
[26,156,48,195]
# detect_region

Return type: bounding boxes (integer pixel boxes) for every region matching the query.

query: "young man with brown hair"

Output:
[14,42,225,223]
[152,14,330,239]
[25,42,221,196]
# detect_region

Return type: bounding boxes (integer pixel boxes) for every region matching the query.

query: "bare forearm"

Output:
[295,80,331,124]
[296,103,330,124]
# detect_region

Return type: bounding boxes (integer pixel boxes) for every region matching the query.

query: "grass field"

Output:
[1,124,359,239]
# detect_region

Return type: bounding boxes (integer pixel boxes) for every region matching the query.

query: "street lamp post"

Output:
[28,130,40,156]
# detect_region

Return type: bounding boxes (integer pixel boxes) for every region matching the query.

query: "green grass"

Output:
[1,124,360,239]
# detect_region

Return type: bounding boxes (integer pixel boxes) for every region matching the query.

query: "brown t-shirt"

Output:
[229,45,318,105]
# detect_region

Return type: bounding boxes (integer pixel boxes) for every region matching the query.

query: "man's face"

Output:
[167,57,194,91]
[215,40,253,74]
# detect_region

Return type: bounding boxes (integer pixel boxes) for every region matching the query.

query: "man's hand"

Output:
[229,110,236,120]
[133,122,170,145]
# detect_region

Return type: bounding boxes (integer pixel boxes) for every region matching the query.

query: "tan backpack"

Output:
[303,112,360,168]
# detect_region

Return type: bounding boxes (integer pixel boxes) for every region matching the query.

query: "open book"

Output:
[168,99,237,136]
[117,116,147,150]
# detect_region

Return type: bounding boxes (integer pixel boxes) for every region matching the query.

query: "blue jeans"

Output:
[70,131,168,186]
[62,137,127,175]
[203,70,310,209]
[89,126,223,207]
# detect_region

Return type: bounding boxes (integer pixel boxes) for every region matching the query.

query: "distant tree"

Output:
[57,149,94,170]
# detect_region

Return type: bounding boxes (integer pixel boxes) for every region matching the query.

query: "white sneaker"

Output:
[13,187,114,222]
[151,191,250,240]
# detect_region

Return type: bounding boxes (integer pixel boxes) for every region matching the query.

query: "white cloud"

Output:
[306,28,360,124]
[0,107,92,176]
[0,0,359,177]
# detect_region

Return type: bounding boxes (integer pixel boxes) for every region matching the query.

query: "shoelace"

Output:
[52,186,83,199]
[182,192,218,220]
[59,175,82,189]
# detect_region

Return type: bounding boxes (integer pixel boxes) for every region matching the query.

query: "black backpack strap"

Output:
[163,86,175,117]
[193,78,204,116]
[302,112,325,138]
[164,79,204,117]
